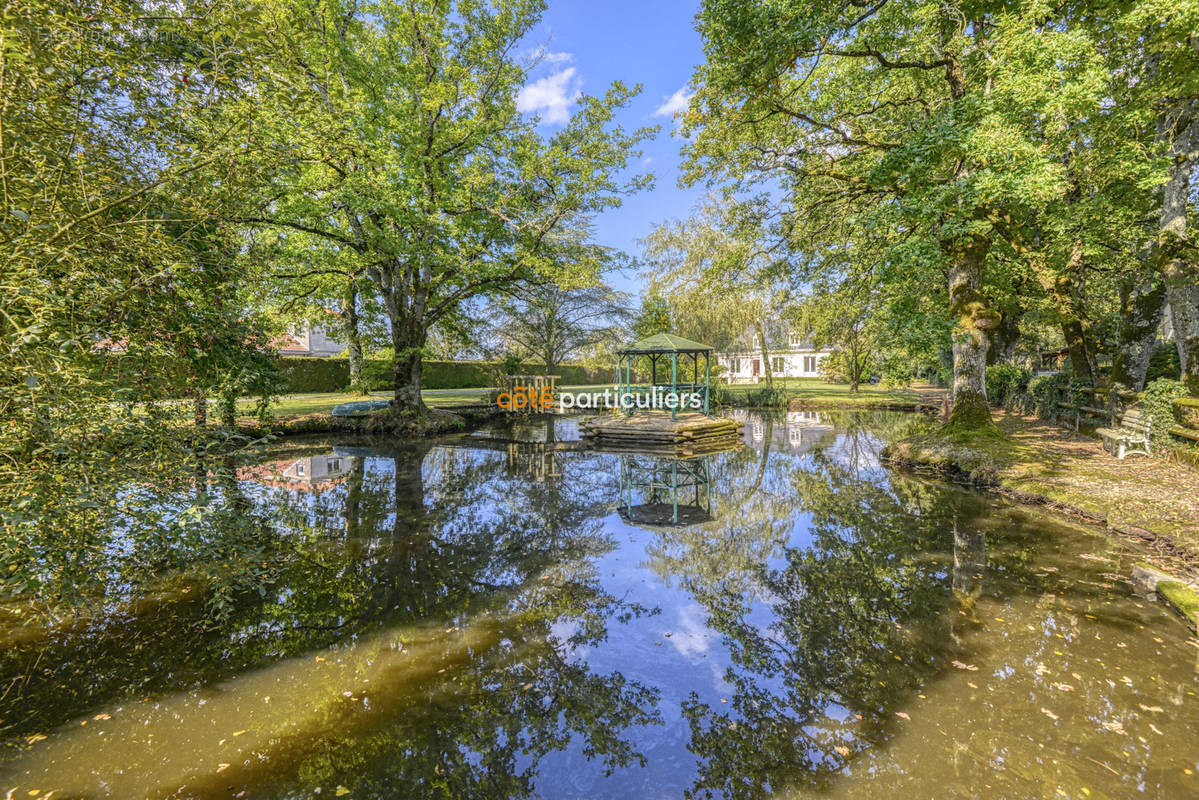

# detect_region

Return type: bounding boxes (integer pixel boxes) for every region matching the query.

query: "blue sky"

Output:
[517,0,710,298]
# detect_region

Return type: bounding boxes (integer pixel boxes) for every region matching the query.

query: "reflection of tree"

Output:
[0,439,660,797]
[640,416,1015,799]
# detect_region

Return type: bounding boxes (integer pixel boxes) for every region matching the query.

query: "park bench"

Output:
[1096,409,1151,459]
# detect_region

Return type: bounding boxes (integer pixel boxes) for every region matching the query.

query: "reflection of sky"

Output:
[34,411,1199,800]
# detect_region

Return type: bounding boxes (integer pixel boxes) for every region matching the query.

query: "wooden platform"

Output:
[581,412,743,454]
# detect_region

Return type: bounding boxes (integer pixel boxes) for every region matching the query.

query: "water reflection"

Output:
[619,455,713,527]
[2,412,1198,799]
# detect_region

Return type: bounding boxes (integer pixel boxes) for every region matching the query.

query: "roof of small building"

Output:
[618,333,714,355]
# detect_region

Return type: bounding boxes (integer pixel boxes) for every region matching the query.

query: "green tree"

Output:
[489,279,631,376]
[242,0,652,421]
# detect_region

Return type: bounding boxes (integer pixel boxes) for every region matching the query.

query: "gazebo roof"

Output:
[617,333,714,355]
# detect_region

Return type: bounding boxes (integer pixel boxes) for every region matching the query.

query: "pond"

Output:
[2,411,1198,799]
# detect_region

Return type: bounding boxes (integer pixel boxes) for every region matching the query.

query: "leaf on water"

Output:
[335,787,350,796]
[93,713,111,720]
[216,763,230,773]
[1149,723,1164,735]
[895,712,910,720]
[315,656,325,662]
[232,730,247,737]
[1041,708,1059,721]
[951,660,978,671]
[1101,720,1127,735]
[26,733,47,743]
[967,682,978,689]
[834,746,850,756]
[1138,704,1163,713]
[1053,683,1075,692]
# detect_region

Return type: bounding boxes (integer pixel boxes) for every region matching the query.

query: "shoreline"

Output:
[881,412,1199,631]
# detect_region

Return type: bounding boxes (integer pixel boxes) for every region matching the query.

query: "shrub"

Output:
[1029,372,1071,418]
[1146,343,1181,383]
[986,363,1032,409]
[277,357,350,394]
[1142,378,1186,449]
[743,386,788,408]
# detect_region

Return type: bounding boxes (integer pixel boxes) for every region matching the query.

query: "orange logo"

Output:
[497,385,556,411]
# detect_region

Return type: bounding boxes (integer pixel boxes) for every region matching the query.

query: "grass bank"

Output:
[715,378,938,410]
[884,410,1199,573]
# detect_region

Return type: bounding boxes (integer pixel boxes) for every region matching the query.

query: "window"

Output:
[327,458,341,473]
[771,356,784,373]
[804,356,818,373]
[295,462,306,476]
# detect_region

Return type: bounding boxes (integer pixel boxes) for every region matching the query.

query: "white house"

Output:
[272,323,345,357]
[714,325,833,384]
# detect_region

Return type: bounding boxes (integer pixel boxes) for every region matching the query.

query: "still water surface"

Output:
[2,411,1198,799]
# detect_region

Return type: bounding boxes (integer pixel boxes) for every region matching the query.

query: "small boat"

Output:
[331,399,392,417]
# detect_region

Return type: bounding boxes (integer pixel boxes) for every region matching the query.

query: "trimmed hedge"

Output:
[279,356,610,394]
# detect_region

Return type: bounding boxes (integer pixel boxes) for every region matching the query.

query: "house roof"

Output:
[618,333,714,355]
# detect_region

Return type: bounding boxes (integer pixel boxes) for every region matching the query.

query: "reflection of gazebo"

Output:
[616,333,713,419]
[618,454,713,527]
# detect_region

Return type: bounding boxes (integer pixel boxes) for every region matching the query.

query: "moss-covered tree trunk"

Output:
[946,233,997,429]
[1113,265,1165,391]
[1159,105,1199,394]
[1054,241,1095,385]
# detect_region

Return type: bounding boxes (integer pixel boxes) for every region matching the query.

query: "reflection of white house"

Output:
[715,325,833,384]
[272,323,345,357]
[728,409,835,453]
[238,453,351,491]
[281,454,348,485]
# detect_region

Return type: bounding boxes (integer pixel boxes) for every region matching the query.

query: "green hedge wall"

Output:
[279,357,610,394]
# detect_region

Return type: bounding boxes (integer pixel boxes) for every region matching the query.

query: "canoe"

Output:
[331,399,392,417]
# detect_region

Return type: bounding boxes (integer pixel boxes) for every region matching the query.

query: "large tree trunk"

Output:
[985,304,1021,365]
[1158,104,1199,393]
[390,320,426,414]
[1113,263,1166,391]
[1054,240,1095,384]
[946,234,997,429]
[342,276,366,395]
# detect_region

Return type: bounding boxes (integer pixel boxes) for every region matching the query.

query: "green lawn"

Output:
[231,379,934,419]
[237,385,617,419]
[716,378,930,408]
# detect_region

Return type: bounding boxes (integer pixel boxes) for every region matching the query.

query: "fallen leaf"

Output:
[26,734,46,744]
[1138,704,1163,713]
[216,763,230,773]
[895,712,910,720]
[232,730,247,737]
[93,713,111,721]
[951,660,979,671]
[1041,708,1059,721]
[335,787,350,797]
[1053,683,1075,692]
[1150,723,1164,735]
[834,746,850,756]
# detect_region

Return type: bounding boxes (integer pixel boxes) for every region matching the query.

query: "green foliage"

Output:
[1142,378,1186,449]
[1029,373,1072,418]
[986,364,1033,410]
[632,292,673,339]
[277,358,352,394]
[1146,343,1182,383]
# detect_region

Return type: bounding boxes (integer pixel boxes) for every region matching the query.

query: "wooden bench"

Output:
[1097,409,1151,459]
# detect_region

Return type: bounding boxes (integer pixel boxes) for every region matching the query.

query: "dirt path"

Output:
[995,410,1199,576]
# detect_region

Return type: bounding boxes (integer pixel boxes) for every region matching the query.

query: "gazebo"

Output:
[615,333,714,419]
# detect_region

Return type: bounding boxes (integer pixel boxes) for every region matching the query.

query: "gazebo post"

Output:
[704,351,710,415]
[670,351,678,421]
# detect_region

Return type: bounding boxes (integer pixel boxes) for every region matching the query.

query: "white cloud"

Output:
[516,67,581,125]
[654,86,694,118]
[542,51,573,65]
